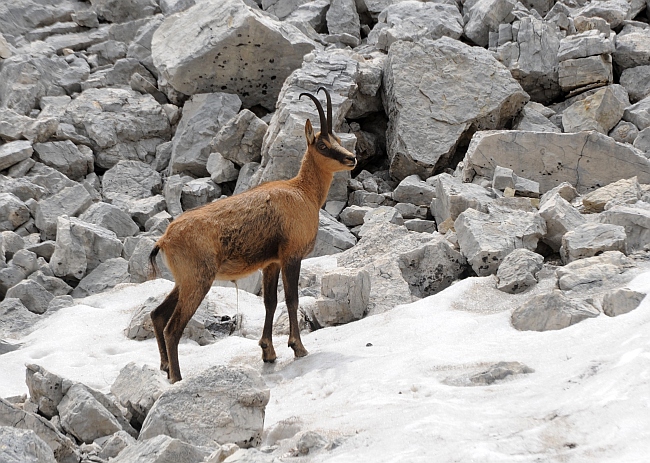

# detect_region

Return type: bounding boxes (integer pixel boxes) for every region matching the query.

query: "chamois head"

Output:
[300,88,357,172]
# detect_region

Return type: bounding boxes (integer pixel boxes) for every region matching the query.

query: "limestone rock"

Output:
[211,109,267,167]
[25,364,65,420]
[582,176,641,213]
[609,120,639,143]
[170,93,242,177]
[602,288,646,317]
[312,268,371,326]
[0,140,33,171]
[111,434,213,463]
[152,0,317,109]
[455,205,546,276]
[339,205,372,227]
[383,37,528,180]
[326,0,361,46]
[599,203,650,252]
[34,183,93,240]
[462,130,650,194]
[613,24,650,71]
[79,202,140,238]
[0,193,30,232]
[0,427,56,463]
[181,178,219,210]
[207,152,239,184]
[623,95,650,130]
[557,29,615,62]
[560,222,627,263]
[558,54,613,92]
[102,160,162,203]
[634,127,650,155]
[464,0,516,47]
[538,190,586,251]
[72,257,130,297]
[5,280,53,314]
[561,85,629,134]
[513,104,561,132]
[496,249,544,294]
[429,173,494,226]
[139,365,270,448]
[511,290,599,331]
[556,251,633,291]
[32,140,93,181]
[392,174,436,206]
[619,65,650,103]
[89,0,158,28]
[310,210,357,257]
[130,195,167,227]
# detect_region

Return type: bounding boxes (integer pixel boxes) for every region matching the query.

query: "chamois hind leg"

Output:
[151,286,179,374]
[259,263,281,363]
[164,280,212,383]
[282,258,308,358]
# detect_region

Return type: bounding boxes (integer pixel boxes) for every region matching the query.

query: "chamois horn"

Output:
[317,87,333,134]
[299,92,328,135]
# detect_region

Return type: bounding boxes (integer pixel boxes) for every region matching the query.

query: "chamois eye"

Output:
[317,142,327,150]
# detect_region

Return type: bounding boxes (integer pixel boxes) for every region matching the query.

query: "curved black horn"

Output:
[317,87,333,134]
[299,92,327,135]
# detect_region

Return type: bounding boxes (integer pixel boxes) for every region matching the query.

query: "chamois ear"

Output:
[305,118,315,145]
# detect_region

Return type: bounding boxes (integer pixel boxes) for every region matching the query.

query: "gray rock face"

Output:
[623,95,650,130]
[181,178,219,210]
[0,298,40,338]
[558,54,613,92]
[111,434,213,463]
[538,191,586,251]
[255,49,359,185]
[513,104,561,132]
[313,268,371,326]
[34,183,93,240]
[5,280,53,314]
[392,174,436,206]
[33,140,93,181]
[111,362,170,428]
[310,210,357,257]
[211,109,267,167]
[102,160,162,203]
[207,152,239,184]
[557,29,615,62]
[326,0,361,46]
[560,222,627,264]
[620,65,650,103]
[50,216,123,281]
[455,206,546,276]
[613,24,650,71]
[0,193,30,232]
[429,173,494,228]
[90,0,159,24]
[170,93,241,177]
[0,140,33,171]
[511,290,599,331]
[152,0,316,109]
[493,16,562,104]
[561,85,629,134]
[0,426,57,463]
[79,202,140,238]
[383,37,528,180]
[368,0,463,51]
[25,364,65,420]
[635,127,650,155]
[72,257,130,297]
[582,176,641,213]
[0,398,80,463]
[464,0,516,47]
[496,249,544,294]
[139,366,270,448]
[462,130,650,194]
[599,204,650,252]
[556,251,633,291]
[61,88,171,170]
[609,120,639,143]
[602,288,646,317]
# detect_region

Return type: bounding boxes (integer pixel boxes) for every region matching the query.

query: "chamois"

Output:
[148,88,357,383]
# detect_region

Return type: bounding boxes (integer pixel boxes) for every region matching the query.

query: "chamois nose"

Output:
[346,155,357,168]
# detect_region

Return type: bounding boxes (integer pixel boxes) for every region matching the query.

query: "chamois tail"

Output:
[149,244,161,280]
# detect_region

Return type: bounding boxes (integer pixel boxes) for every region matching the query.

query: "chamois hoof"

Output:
[289,342,309,358]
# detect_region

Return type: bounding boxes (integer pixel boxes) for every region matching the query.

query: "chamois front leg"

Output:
[259,263,281,363]
[150,286,179,374]
[282,258,308,358]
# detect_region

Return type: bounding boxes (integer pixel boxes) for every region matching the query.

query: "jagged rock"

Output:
[560,222,627,263]
[90,0,158,26]
[538,190,586,251]
[496,249,544,294]
[429,173,494,226]
[326,0,361,46]
[493,16,562,104]
[0,140,33,171]
[5,280,53,314]
[556,251,633,291]
[582,176,641,213]
[102,160,162,203]
[24,364,66,420]
[25,163,76,197]
[0,398,80,463]
[462,130,650,194]
[50,216,123,281]
[32,140,93,181]
[0,426,57,463]
[112,434,213,463]
[139,365,270,448]
[262,0,312,20]
[34,183,93,240]
[575,0,645,29]
[513,104,561,132]
[367,1,463,51]
[619,65,650,103]
[210,109,267,167]
[130,195,167,227]
[29,271,72,297]
[391,174,436,206]
[558,54,613,92]
[79,202,140,239]
[312,268,371,326]
[145,211,172,234]
[445,361,534,386]
[72,9,99,28]
[181,178,220,210]
[511,290,599,331]
[455,205,546,276]
[233,162,261,195]
[623,95,650,130]
[0,298,40,338]
[207,152,239,184]
[348,190,384,207]
[609,120,639,143]
[128,236,173,283]
[599,203,650,252]
[557,29,615,62]
[61,88,171,170]
[152,0,316,109]
[97,430,136,460]
[0,193,30,232]
[562,85,629,134]
[111,362,170,428]
[358,206,404,237]
[0,109,58,143]
[255,49,358,185]
[339,205,372,227]
[602,288,646,317]
[310,210,357,257]
[464,0,516,47]
[613,23,650,71]
[170,93,241,177]
[127,16,165,79]
[337,222,467,313]
[285,0,330,33]
[635,127,650,155]
[403,218,436,233]
[383,37,528,180]
[72,258,130,298]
